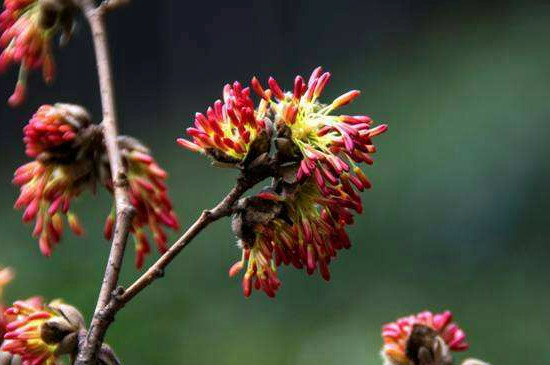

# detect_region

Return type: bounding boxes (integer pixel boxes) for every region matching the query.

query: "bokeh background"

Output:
[1,0,549,364]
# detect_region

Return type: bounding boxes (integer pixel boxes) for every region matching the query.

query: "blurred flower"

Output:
[1,298,83,365]
[177,81,271,167]
[253,66,387,194]
[0,268,13,300]
[13,161,92,256]
[381,310,469,365]
[0,0,75,106]
[229,179,360,297]
[102,137,179,269]
[0,267,14,344]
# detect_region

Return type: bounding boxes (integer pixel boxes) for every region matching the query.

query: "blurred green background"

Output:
[1,0,549,364]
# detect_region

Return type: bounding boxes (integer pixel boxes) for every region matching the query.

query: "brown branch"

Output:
[82,174,263,341]
[75,0,134,364]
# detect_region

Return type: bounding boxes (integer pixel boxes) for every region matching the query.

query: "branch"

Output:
[80,173,262,347]
[75,0,134,364]
[121,174,257,303]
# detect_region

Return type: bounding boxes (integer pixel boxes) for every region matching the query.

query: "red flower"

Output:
[103,137,179,269]
[253,66,387,194]
[229,180,361,298]
[178,81,270,166]
[382,310,469,365]
[1,298,83,365]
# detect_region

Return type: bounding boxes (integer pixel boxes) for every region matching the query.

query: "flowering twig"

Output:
[74,0,134,364]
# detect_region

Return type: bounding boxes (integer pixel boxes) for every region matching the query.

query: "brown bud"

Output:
[406,325,452,365]
[242,130,271,168]
[40,302,84,355]
[50,302,86,329]
[55,103,92,129]
[232,193,287,246]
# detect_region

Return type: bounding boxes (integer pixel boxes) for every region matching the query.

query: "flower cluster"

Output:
[13,104,96,257]
[0,0,75,106]
[229,178,362,297]
[14,104,178,268]
[1,297,84,365]
[102,137,180,268]
[177,81,271,167]
[253,66,387,195]
[381,310,469,365]
[178,67,386,297]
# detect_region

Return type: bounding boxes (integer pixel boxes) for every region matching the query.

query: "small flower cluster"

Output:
[0,267,119,365]
[381,310,469,365]
[180,67,387,297]
[253,66,387,195]
[1,297,85,365]
[14,104,178,267]
[229,181,360,297]
[102,137,180,268]
[0,0,75,106]
[177,82,270,166]
[13,104,95,257]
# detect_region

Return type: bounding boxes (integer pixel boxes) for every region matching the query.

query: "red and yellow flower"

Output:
[253,67,387,194]
[382,310,469,365]
[177,81,270,166]
[1,298,83,365]
[229,179,361,298]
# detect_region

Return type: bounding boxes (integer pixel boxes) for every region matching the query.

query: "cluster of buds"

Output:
[0,0,76,106]
[13,103,178,267]
[101,137,180,268]
[179,67,387,297]
[1,298,84,365]
[381,310,469,365]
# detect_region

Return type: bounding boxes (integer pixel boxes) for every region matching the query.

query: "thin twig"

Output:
[120,175,256,303]
[74,174,261,364]
[75,1,134,364]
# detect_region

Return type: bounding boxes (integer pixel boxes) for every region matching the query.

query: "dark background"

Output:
[1,1,549,364]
